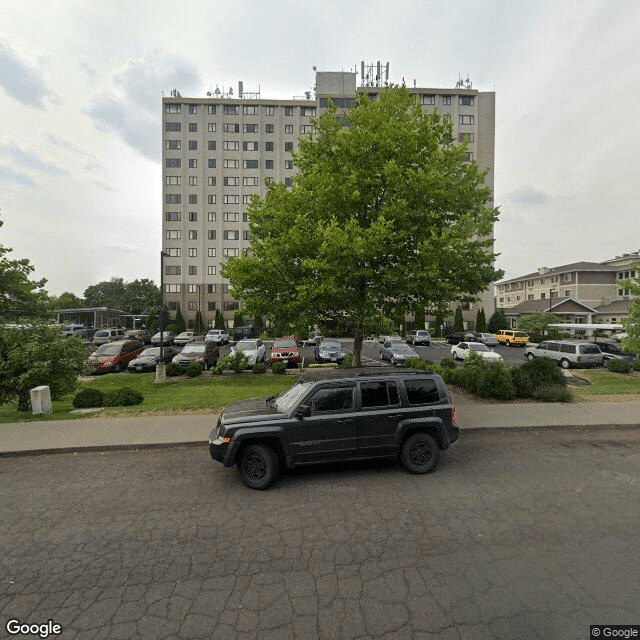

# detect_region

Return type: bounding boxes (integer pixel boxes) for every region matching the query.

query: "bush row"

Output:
[405,354,572,402]
[73,387,144,408]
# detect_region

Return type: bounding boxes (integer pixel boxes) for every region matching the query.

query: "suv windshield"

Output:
[95,344,121,356]
[274,381,314,413]
[274,340,297,349]
[182,343,205,354]
[236,340,257,351]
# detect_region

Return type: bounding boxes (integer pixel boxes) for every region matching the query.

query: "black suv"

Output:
[209,367,458,489]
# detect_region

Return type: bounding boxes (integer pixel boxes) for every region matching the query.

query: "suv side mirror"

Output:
[293,404,311,418]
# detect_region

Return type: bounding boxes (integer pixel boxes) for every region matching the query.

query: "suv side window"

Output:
[547,343,560,351]
[404,378,440,405]
[560,344,576,353]
[360,381,399,408]
[538,342,549,349]
[310,386,354,413]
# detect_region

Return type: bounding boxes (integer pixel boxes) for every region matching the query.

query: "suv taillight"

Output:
[451,405,457,427]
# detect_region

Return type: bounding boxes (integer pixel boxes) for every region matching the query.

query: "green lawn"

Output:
[572,369,640,396]
[0,372,296,423]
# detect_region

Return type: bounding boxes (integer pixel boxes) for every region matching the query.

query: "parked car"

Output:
[209,367,459,489]
[233,326,259,343]
[230,339,266,367]
[92,329,125,345]
[61,323,89,337]
[269,338,301,367]
[593,342,636,364]
[613,332,628,342]
[412,330,432,346]
[173,331,202,346]
[172,342,219,369]
[524,340,603,369]
[305,331,322,346]
[405,331,416,343]
[451,341,503,362]
[127,346,179,372]
[124,329,151,344]
[446,332,465,345]
[314,338,346,364]
[378,334,403,344]
[87,340,144,374]
[496,330,529,347]
[380,340,419,365]
[205,329,229,345]
[474,332,499,347]
[150,331,177,346]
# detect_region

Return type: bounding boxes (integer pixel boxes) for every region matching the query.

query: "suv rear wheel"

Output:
[400,433,439,474]
[238,444,280,490]
[560,358,571,369]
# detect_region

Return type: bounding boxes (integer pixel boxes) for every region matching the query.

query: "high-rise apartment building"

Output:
[162,69,496,330]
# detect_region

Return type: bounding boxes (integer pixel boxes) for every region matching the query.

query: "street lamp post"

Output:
[156,251,170,382]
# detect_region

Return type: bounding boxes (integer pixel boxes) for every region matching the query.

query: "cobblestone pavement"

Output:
[1,428,639,640]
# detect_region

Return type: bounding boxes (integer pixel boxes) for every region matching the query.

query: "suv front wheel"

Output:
[400,433,439,474]
[238,444,280,490]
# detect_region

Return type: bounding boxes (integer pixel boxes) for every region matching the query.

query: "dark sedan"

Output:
[314,339,346,364]
[127,347,179,372]
[596,342,636,363]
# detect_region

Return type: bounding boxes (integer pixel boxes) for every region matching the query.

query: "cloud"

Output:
[102,242,142,253]
[0,38,57,109]
[0,142,66,175]
[0,165,35,187]
[505,187,550,206]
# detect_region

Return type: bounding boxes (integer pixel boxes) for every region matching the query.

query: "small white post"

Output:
[31,385,52,415]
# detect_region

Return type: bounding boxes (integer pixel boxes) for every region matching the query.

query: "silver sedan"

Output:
[380,341,419,365]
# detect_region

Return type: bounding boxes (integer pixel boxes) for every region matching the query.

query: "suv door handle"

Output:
[334,418,352,424]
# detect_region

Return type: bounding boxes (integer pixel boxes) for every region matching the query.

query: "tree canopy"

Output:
[516,311,563,341]
[222,86,503,364]
[81,277,160,313]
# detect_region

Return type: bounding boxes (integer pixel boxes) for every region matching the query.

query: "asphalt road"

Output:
[2,428,639,639]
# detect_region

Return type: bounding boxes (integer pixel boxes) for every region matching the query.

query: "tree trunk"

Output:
[18,391,30,412]
[353,322,364,367]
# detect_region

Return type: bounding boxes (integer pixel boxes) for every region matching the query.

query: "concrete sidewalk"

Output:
[1,393,640,456]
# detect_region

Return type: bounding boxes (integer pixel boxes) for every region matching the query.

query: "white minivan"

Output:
[524,340,603,369]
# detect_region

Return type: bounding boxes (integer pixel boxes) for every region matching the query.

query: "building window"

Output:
[224,301,238,311]
[188,194,197,204]
[300,125,315,134]
[189,248,197,257]
[165,284,181,293]
[166,140,181,150]
[188,230,197,239]
[421,94,435,105]
[207,284,216,293]
[243,141,259,151]
[284,160,294,169]
[188,140,197,150]
[165,230,181,239]
[265,159,273,169]
[207,177,216,187]
[459,115,475,125]
[189,266,197,275]
[459,96,475,106]
[265,177,274,185]
[224,212,239,222]
[442,96,452,106]
[528,294,534,300]
[208,212,216,222]
[208,160,216,170]
[188,104,197,114]
[265,141,274,151]
[242,195,253,204]
[166,248,181,257]
[208,123,216,132]
[223,159,239,169]
[223,141,239,151]
[165,104,181,114]
[242,212,249,222]
[208,140,216,150]
[243,160,259,170]
[188,123,197,132]
[284,142,293,152]
[208,194,216,204]
[165,158,181,168]
[224,177,239,187]
[165,212,181,221]
[208,302,216,312]
[223,105,238,115]
[223,248,240,257]
[208,230,216,239]
[243,123,258,133]
[223,123,239,133]
[224,195,240,204]
[208,266,217,275]
[208,105,216,114]
[243,229,250,240]
[208,248,216,257]
[284,177,292,187]
[187,302,196,312]
[243,105,258,115]
[189,159,197,168]
[463,152,473,162]
[458,133,474,143]
[564,273,571,282]
[565,290,571,297]
[188,176,198,186]
[224,230,240,240]
[540,293,546,299]
[165,176,181,186]
[266,106,275,116]
[165,194,181,204]
[300,107,316,116]
[265,124,274,133]
[222,285,230,293]
[243,176,259,186]
[188,212,197,222]
[284,106,293,116]
[165,266,181,275]
[284,124,293,134]
[165,122,181,131]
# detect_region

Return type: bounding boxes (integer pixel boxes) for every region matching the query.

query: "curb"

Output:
[461,423,640,434]
[0,440,208,458]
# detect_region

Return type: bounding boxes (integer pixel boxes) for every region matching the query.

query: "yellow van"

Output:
[496,330,529,347]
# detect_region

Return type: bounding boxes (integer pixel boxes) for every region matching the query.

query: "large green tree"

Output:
[53,291,84,309]
[516,311,563,341]
[83,277,126,309]
[222,86,502,365]
[488,308,509,333]
[0,217,50,318]
[122,279,161,314]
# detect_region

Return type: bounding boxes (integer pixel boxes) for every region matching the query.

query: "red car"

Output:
[269,337,301,367]
[87,340,145,374]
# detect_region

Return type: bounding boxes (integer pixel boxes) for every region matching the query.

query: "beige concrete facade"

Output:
[162,71,496,330]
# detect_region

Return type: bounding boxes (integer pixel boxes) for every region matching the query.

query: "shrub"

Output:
[103,387,144,407]
[529,386,573,402]
[213,351,250,374]
[252,363,266,374]
[439,357,457,370]
[186,362,204,377]
[606,358,632,374]
[166,363,183,377]
[271,361,287,374]
[511,357,566,398]
[342,353,355,368]
[474,362,516,400]
[634,360,640,372]
[72,387,105,408]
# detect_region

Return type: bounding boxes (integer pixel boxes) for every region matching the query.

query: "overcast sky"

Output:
[1,0,639,296]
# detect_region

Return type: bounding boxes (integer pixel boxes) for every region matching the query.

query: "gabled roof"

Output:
[593,299,634,314]
[497,261,614,286]
[504,297,597,316]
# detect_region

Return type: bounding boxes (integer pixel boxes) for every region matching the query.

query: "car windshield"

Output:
[274,340,297,349]
[416,331,430,336]
[95,344,121,356]
[394,344,415,353]
[94,331,109,337]
[274,381,314,413]
[236,340,257,351]
[319,340,340,348]
[207,331,220,336]
[182,343,205,354]
[469,343,490,351]
[139,348,161,357]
